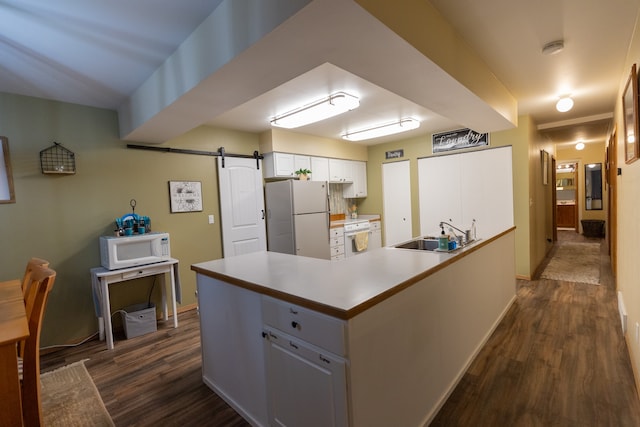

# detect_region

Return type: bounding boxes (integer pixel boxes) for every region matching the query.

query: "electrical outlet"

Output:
[208,214,215,224]
[635,322,639,344]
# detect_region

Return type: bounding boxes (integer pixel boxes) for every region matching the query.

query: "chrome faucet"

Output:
[439,221,466,236]
[439,220,471,245]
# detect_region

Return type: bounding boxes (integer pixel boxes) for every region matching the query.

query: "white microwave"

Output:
[99,232,170,270]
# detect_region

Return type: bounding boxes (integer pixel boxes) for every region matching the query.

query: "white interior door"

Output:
[217,156,267,257]
[382,160,412,246]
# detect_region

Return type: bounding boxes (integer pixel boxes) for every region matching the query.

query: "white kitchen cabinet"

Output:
[330,227,345,261]
[294,155,311,173]
[369,220,382,249]
[264,152,311,179]
[329,159,352,183]
[196,275,269,425]
[263,327,348,427]
[261,296,348,426]
[310,157,330,182]
[343,161,367,198]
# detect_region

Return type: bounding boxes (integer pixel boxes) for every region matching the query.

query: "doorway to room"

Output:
[556,162,578,231]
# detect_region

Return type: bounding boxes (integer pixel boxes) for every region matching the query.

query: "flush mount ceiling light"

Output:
[542,40,565,55]
[575,141,585,150]
[556,96,574,112]
[270,92,359,129]
[342,118,420,141]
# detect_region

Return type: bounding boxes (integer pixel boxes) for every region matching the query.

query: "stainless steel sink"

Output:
[394,238,464,252]
[394,238,440,251]
[393,236,476,253]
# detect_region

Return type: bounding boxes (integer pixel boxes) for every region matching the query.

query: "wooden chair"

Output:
[18,265,56,427]
[0,257,49,296]
[0,257,49,356]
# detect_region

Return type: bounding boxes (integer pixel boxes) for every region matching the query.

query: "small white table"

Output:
[90,258,181,350]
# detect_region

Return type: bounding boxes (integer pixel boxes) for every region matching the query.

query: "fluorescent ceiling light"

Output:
[575,142,585,150]
[270,92,359,128]
[556,96,574,112]
[342,118,420,142]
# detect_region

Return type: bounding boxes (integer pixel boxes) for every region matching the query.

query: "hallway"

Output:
[431,231,640,426]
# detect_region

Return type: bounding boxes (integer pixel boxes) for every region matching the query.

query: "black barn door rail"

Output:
[126,144,262,169]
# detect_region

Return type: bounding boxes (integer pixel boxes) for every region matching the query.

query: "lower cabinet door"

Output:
[263,327,348,427]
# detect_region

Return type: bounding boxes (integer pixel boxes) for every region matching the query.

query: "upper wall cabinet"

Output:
[263,153,311,179]
[264,153,367,198]
[329,159,353,183]
[343,161,367,198]
[310,157,329,182]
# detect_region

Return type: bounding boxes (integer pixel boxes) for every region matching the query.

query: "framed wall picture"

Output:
[541,150,549,185]
[622,64,639,164]
[0,136,16,204]
[168,181,203,212]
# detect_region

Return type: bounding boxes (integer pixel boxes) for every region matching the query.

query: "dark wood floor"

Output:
[41,231,640,426]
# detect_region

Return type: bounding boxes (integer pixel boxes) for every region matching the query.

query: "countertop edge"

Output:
[191,226,516,320]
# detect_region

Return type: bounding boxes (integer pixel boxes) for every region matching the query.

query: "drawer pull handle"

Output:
[289,341,298,350]
[319,355,330,364]
[291,321,299,329]
[289,308,298,315]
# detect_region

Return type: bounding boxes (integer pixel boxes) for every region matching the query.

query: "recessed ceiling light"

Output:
[575,142,585,150]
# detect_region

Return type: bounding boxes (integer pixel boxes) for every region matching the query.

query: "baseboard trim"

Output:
[624,334,640,402]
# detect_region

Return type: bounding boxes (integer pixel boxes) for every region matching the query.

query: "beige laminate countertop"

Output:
[330,214,380,229]
[191,228,514,320]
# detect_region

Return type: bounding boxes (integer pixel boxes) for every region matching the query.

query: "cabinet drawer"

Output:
[330,227,344,238]
[262,296,346,356]
[330,245,344,256]
[330,236,344,247]
[370,220,381,230]
[120,265,167,280]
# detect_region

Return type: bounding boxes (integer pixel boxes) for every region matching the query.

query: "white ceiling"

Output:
[1,0,638,147]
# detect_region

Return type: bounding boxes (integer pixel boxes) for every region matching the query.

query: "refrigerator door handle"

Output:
[326,212,330,241]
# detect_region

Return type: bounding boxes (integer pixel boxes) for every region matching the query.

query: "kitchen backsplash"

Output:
[329,183,356,215]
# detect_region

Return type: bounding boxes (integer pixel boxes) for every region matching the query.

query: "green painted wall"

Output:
[0,92,259,347]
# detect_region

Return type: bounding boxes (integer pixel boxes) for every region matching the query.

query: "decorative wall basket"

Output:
[40,142,76,174]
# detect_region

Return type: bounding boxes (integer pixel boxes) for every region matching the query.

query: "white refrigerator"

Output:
[265,180,330,260]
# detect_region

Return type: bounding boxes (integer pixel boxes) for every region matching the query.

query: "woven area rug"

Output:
[41,360,114,427]
[540,242,601,285]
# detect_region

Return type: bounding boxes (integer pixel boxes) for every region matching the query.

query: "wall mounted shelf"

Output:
[40,142,76,174]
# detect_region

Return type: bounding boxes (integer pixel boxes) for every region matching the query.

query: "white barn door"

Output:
[382,160,413,246]
[217,156,267,257]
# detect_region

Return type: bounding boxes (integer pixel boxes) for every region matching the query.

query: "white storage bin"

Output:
[120,303,157,339]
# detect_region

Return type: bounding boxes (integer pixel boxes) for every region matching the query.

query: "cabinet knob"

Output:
[291,321,299,329]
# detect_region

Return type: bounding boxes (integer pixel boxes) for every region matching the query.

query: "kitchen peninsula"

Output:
[191,227,516,427]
